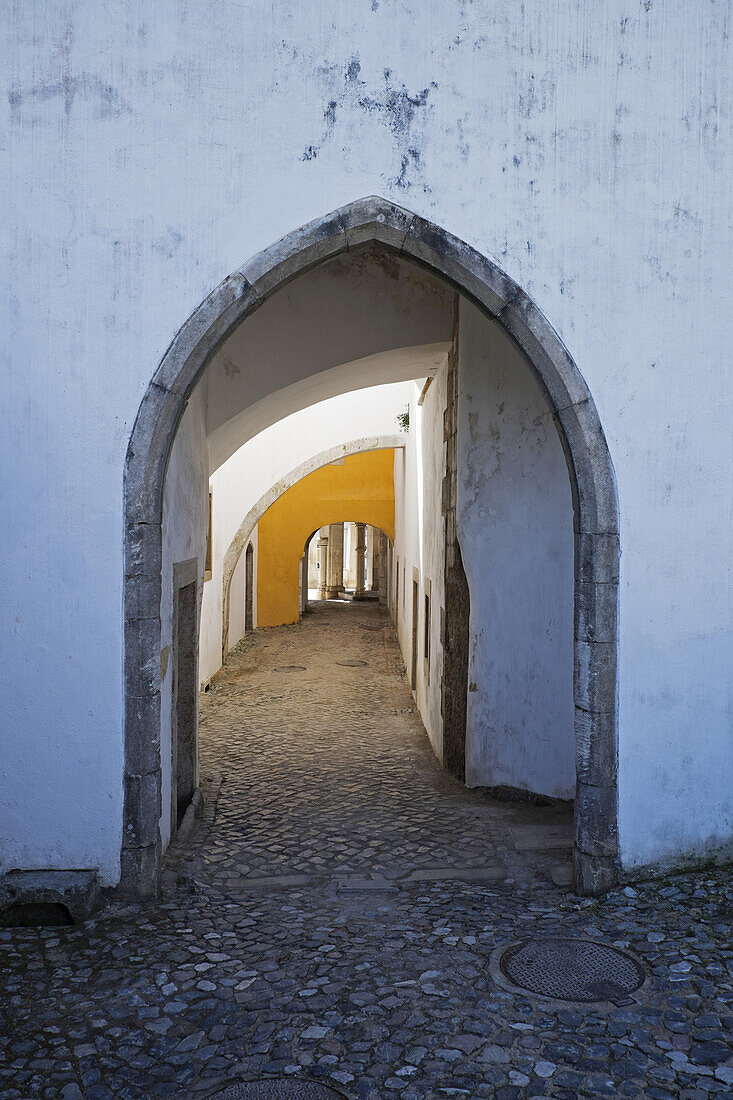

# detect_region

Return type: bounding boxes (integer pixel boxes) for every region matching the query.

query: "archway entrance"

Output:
[124,198,618,899]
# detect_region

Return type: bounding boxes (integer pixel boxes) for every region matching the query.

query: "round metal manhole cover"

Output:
[207,1079,348,1099]
[498,938,645,1004]
[275,665,306,672]
[335,659,367,667]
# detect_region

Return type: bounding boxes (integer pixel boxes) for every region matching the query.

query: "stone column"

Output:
[317,530,329,599]
[326,522,344,598]
[354,523,366,598]
[365,526,375,591]
[370,527,381,593]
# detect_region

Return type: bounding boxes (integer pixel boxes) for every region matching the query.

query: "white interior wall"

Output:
[307,534,320,593]
[457,301,575,799]
[393,364,447,758]
[199,380,415,684]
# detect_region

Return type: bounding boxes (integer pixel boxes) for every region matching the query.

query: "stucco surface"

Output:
[393,369,447,758]
[458,302,575,799]
[2,2,732,882]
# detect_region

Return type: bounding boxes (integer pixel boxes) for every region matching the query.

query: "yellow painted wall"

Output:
[257,449,395,626]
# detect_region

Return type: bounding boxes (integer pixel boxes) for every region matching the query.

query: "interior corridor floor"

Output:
[168,599,574,896]
[1,603,731,1099]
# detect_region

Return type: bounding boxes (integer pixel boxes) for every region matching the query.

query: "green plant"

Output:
[396,409,410,432]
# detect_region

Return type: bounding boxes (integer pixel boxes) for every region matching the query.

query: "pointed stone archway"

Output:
[124,197,619,899]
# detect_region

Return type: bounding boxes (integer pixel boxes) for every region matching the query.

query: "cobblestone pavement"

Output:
[2,602,732,1099]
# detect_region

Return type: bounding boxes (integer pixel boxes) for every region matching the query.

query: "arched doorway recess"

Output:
[124,197,619,899]
[220,434,404,656]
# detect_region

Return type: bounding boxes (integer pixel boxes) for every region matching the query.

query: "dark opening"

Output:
[441,542,470,781]
[395,556,399,615]
[424,590,431,674]
[245,542,254,633]
[173,579,198,830]
[205,491,213,578]
[1,902,73,928]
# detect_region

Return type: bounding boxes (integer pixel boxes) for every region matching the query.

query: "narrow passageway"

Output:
[168,601,574,895]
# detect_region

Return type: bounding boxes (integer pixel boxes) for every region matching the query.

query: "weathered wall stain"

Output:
[8,74,132,122]
[298,55,436,189]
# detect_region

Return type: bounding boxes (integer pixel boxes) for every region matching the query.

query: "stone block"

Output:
[577,531,620,585]
[575,640,617,715]
[124,573,160,621]
[119,841,161,901]
[153,273,259,397]
[407,865,504,883]
[574,706,617,786]
[550,862,574,888]
[125,383,186,525]
[125,691,162,775]
[509,824,574,852]
[125,616,161,698]
[123,770,162,848]
[403,213,516,316]
[239,208,346,298]
[499,292,591,413]
[341,195,413,252]
[124,521,162,579]
[575,781,618,858]
[576,581,618,643]
[574,850,617,897]
[234,874,310,890]
[0,869,100,923]
[555,400,619,536]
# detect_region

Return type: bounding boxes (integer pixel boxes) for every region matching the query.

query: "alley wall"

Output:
[393,365,448,758]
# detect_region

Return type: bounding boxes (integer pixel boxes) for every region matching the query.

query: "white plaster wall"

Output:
[393,364,447,757]
[160,388,209,851]
[199,381,415,683]
[308,534,320,592]
[3,2,732,881]
[458,302,575,799]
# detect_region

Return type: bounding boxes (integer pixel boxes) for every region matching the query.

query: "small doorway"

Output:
[245,542,254,633]
[172,563,198,833]
[411,574,419,690]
